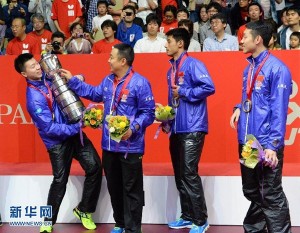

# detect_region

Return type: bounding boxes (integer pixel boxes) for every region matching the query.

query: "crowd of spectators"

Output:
[0,0,299,55]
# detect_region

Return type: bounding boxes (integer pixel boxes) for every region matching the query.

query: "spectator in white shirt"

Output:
[134,13,166,53]
[92,0,113,40]
[178,19,202,51]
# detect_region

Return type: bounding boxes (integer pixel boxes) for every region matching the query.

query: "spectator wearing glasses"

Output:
[3,0,31,40]
[160,4,177,34]
[6,17,40,55]
[28,13,52,51]
[199,2,231,46]
[28,0,56,32]
[116,5,143,47]
[203,13,238,51]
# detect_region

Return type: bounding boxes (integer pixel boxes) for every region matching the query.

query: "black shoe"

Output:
[0,213,3,226]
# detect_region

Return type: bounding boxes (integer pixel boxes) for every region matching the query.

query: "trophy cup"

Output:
[39,54,85,123]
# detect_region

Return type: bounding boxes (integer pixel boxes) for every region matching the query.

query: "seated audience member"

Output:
[6,17,40,55]
[268,31,281,50]
[43,31,66,54]
[3,0,31,40]
[176,8,189,22]
[178,19,201,52]
[116,5,143,47]
[203,13,238,51]
[28,13,52,51]
[277,7,288,33]
[0,4,6,52]
[127,1,147,32]
[230,0,252,35]
[134,13,166,53]
[279,6,300,49]
[193,4,209,43]
[160,5,178,34]
[92,0,113,40]
[237,2,263,46]
[92,19,121,53]
[28,0,56,32]
[199,2,231,45]
[289,31,300,49]
[65,22,94,54]
[212,0,232,29]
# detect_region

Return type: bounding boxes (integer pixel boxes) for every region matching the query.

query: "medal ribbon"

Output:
[28,81,53,114]
[111,69,134,114]
[171,53,188,87]
[246,52,270,101]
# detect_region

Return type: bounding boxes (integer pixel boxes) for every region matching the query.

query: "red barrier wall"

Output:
[0,51,299,164]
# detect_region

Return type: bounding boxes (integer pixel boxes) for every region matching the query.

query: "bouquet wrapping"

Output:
[240,134,274,169]
[106,115,130,143]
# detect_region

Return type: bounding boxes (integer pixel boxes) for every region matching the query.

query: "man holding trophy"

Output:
[61,43,155,233]
[14,53,102,233]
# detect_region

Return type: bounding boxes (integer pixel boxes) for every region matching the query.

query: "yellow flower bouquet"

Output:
[106,115,130,143]
[155,104,175,122]
[83,106,103,129]
[240,134,273,169]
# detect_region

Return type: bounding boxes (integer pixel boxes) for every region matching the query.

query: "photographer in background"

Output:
[64,22,94,54]
[43,31,66,54]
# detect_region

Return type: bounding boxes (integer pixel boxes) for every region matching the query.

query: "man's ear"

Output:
[20,71,27,78]
[178,39,184,49]
[120,57,127,66]
[255,35,262,45]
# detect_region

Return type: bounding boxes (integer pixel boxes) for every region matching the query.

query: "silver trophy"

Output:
[40,54,85,123]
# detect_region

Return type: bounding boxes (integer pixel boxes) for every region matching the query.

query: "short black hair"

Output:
[166,28,190,50]
[247,2,263,13]
[128,1,139,10]
[178,19,194,38]
[290,31,300,40]
[146,13,161,27]
[210,12,227,24]
[113,43,135,66]
[70,22,83,33]
[177,8,189,18]
[245,21,272,48]
[14,53,34,74]
[101,19,117,32]
[122,5,136,14]
[206,2,222,13]
[51,31,65,41]
[163,5,177,17]
[286,5,300,16]
[97,0,108,8]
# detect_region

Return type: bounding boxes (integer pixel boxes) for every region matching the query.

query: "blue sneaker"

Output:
[168,218,193,229]
[189,222,209,233]
[110,226,125,233]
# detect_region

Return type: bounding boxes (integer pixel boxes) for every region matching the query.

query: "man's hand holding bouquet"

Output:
[106,115,131,143]
[154,104,175,138]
